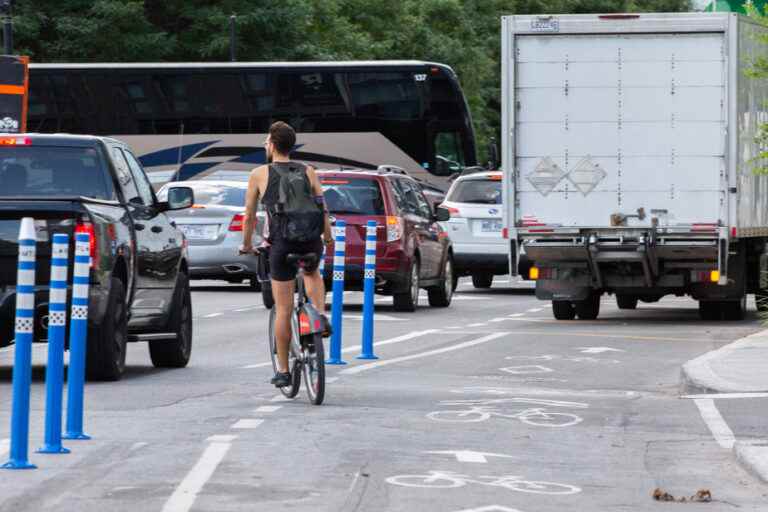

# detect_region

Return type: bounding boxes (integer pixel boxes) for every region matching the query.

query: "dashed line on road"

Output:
[203,313,223,318]
[254,406,282,413]
[232,419,265,430]
[340,332,508,376]
[527,308,543,313]
[161,435,237,512]
[508,313,525,317]
[468,323,487,327]
[234,306,259,312]
[682,392,768,400]
[326,377,339,383]
[0,438,9,459]
[270,395,292,402]
[694,398,735,449]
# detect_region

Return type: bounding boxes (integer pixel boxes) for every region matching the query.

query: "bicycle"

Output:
[386,470,581,495]
[268,252,326,405]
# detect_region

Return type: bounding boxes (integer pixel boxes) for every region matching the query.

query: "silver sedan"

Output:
[158,180,265,289]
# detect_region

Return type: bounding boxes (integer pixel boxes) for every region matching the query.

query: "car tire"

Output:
[616,296,638,310]
[262,280,275,309]
[723,295,746,321]
[472,273,493,289]
[393,259,420,312]
[575,292,601,320]
[428,256,454,308]
[699,300,721,321]
[86,277,127,382]
[149,272,193,368]
[552,300,576,320]
[249,277,262,292]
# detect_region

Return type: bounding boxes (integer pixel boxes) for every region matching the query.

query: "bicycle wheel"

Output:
[302,333,325,405]
[385,474,465,489]
[426,410,490,423]
[518,410,583,428]
[503,479,581,495]
[269,308,300,399]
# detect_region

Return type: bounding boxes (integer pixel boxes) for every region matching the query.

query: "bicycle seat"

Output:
[286,252,318,268]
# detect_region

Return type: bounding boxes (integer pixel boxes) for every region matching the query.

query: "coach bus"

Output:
[26,61,477,187]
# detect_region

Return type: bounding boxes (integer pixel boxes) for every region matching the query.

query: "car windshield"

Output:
[320,178,385,215]
[448,178,501,205]
[0,146,115,199]
[159,183,246,207]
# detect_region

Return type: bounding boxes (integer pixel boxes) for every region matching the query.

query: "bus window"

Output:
[434,131,465,176]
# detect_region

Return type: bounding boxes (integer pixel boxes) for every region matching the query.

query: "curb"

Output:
[680,330,768,395]
[734,442,768,484]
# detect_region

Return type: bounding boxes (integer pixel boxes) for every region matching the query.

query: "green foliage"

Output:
[10,0,690,162]
[745,3,768,173]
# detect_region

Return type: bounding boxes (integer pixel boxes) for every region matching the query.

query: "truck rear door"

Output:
[513,31,726,228]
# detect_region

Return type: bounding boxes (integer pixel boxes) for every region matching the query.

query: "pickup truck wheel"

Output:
[86,278,127,381]
[552,300,576,320]
[261,281,275,309]
[393,260,419,312]
[616,296,638,310]
[698,301,721,321]
[472,273,493,289]
[150,273,193,368]
[575,293,601,320]
[428,256,454,308]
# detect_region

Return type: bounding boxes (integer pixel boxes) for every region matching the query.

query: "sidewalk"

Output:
[682,329,768,484]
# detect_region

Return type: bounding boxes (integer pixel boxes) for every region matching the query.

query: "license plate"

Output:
[481,220,503,233]
[179,224,219,240]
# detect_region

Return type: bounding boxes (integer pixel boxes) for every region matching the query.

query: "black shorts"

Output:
[269,238,324,282]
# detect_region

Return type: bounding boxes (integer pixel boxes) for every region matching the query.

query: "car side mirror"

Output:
[162,186,194,211]
[435,206,450,222]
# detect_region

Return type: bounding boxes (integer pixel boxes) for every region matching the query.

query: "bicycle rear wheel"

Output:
[302,333,325,405]
[269,308,300,398]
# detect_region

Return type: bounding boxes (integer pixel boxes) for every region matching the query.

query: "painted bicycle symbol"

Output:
[427,398,587,427]
[386,470,581,495]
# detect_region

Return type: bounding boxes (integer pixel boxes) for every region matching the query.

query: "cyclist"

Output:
[240,121,333,388]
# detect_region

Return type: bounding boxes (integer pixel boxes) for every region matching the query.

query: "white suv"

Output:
[441,170,508,289]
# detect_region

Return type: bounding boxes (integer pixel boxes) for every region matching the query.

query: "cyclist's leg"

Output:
[304,270,325,312]
[272,279,295,373]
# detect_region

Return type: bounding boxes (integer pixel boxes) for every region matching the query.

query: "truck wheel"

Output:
[150,273,193,368]
[393,260,420,312]
[552,300,576,320]
[616,296,638,310]
[472,273,493,289]
[575,293,600,320]
[261,281,274,309]
[86,278,127,382]
[698,301,721,321]
[723,296,746,321]
[428,256,454,308]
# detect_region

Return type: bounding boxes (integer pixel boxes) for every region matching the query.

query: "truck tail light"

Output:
[0,136,31,146]
[229,213,245,232]
[529,266,554,280]
[75,220,97,267]
[693,270,720,283]
[386,216,404,242]
[710,270,720,283]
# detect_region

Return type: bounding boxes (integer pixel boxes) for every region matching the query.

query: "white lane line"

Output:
[526,308,543,313]
[270,395,291,402]
[508,313,525,317]
[242,330,438,369]
[254,406,282,413]
[0,438,9,459]
[340,332,508,376]
[203,313,223,318]
[489,318,509,323]
[343,314,404,322]
[161,435,237,512]
[326,377,339,383]
[231,419,265,430]
[694,398,735,449]
[234,307,259,313]
[468,323,487,327]
[683,392,768,400]
[130,442,149,452]
[0,346,12,353]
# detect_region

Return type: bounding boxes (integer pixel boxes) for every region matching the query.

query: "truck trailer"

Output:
[501,13,768,320]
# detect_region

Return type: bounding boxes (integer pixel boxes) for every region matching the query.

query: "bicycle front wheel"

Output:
[302,333,325,405]
[519,411,583,428]
[269,308,300,399]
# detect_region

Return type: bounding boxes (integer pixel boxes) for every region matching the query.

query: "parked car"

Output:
[0,133,195,380]
[441,170,507,289]
[157,180,265,289]
[318,168,454,311]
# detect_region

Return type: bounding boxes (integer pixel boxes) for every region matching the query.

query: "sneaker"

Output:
[321,314,332,338]
[270,371,291,388]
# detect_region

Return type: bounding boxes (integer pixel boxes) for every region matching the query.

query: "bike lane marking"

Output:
[693,398,736,449]
[231,419,265,430]
[425,450,516,464]
[161,434,238,512]
[241,329,439,369]
[340,333,508,375]
[254,406,282,413]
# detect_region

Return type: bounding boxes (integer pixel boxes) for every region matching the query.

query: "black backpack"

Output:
[269,163,324,243]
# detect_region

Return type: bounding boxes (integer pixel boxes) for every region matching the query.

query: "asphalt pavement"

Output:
[0,278,767,512]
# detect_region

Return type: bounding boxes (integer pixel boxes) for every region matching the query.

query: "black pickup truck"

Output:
[0,134,195,380]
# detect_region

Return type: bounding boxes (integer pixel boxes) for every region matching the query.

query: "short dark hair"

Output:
[269,121,296,155]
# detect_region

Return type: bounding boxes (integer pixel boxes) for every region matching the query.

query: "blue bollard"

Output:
[2,217,38,470]
[326,220,346,365]
[358,221,379,360]
[38,234,71,454]
[63,232,91,441]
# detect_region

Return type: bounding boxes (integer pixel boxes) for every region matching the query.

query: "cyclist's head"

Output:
[266,121,296,159]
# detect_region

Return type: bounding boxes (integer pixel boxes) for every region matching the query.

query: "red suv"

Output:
[318,169,454,311]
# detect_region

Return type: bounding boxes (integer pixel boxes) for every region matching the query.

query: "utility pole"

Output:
[229,15,237,62]
[1,0,12,55]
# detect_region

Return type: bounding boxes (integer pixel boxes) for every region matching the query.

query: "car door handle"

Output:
[134,223,145,231]
[151,226,163,234]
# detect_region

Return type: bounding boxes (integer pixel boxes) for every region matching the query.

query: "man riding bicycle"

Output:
[240,121,332,388]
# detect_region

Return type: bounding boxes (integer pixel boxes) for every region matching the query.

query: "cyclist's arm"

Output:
[242,166,265,250]
[306,166,332,244]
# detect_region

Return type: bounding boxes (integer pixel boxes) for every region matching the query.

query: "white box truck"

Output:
[501,13,768,320]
